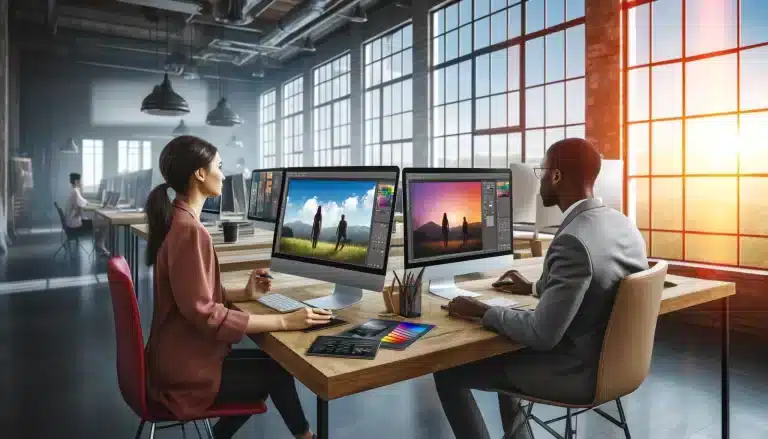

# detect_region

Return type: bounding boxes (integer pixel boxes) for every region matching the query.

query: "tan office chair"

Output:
[500,260,669,439]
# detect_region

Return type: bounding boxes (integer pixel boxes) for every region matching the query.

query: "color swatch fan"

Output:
[380,321,435,350]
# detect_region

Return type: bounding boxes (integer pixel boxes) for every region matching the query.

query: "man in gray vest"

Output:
[434,138,648,439]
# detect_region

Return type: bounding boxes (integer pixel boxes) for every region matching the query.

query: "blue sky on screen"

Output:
[283,179,377,228]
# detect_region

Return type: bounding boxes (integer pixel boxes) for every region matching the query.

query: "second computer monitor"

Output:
[271,166,400,309]
[402,168,513,298]
[247,168,284,230]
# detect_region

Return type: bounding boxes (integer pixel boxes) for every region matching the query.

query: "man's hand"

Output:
[447,296,491,321]
[244,269,272,299]
[492,270,534,295]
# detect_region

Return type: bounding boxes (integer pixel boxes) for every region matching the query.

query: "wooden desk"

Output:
[93,208,146,257]
[130,223,276,252]
[225,258,734,439]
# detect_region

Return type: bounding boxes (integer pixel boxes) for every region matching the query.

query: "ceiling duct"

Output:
[212,0,253,25]
[116,0,201,15]
[258,0,335,48]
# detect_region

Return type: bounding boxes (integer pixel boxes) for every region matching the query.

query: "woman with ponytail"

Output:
[144,136,330,439]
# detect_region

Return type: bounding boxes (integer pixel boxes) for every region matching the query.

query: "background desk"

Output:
[93,209,145,256]
[225,258,735,439]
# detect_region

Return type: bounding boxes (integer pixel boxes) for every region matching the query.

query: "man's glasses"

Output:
[533,167,553,179]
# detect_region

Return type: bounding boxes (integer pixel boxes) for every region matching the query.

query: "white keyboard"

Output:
[257,294,307,313]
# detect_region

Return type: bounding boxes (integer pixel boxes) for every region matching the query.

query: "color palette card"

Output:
[339,319,435,351]
[379,321,435,351]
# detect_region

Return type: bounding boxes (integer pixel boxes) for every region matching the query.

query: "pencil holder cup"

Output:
[398,283,422,318]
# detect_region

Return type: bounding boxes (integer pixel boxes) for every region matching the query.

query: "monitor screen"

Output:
[221,176,235,212]
[231,173,247,213]
[202,195,221,215]
[402,168,513,268]
[273,167,399,275]
[248,169,284,222]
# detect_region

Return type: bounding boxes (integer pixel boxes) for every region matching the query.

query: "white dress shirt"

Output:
[65,187,88,229]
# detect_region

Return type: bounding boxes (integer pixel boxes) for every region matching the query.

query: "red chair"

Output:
[106,256,268,439]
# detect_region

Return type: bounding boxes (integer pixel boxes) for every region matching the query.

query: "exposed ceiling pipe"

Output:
[273,0,360,52]
[247,0,281,18]
[75,61,260,83]
[257,0,336,48]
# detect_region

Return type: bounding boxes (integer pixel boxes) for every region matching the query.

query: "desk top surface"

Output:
[94,208,146,225]
[226,257,735,400]
[131,223,276,251]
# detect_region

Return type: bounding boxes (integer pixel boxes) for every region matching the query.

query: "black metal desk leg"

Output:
[722,296,730,439]
[133,234,140,296]
[317,397,329,439]
[123,226,130,257]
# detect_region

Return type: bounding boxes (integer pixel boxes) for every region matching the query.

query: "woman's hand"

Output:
[244,269,272,300]
[280,308,333,331]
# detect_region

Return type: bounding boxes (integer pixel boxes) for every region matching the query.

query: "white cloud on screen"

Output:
[289,189,375,228]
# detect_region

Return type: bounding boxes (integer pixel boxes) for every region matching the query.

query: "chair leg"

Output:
[133,420,145,439]
[181,422,187,439]
[203,419,214,439]
[525,403,535,438]
[616,398,631,439]
[148,423,156,439]
[565,408,573,439]
[193,420,204,439]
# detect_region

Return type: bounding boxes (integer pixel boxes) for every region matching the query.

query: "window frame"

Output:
[429,0,586,168]
[81,139,104,193]
[260,88,278,168]
[622,0,768,269]
[282,75,305,167]
[363,22,415,168]
[312,51,352,166]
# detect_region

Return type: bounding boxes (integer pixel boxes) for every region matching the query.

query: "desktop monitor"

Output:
[132,169,153,210]
[96,179,106,203]
[221,175,235,213]
[231,173,247,214]
[247,168,284,230]
[402,168,514,298]
[202,195,221,215]
[271,166,400,310]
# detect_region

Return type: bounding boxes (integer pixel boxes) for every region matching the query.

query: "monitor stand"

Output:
[429,278,482,301]
[303,284,364,310]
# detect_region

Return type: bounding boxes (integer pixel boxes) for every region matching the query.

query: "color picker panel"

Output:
[379,322,434,350]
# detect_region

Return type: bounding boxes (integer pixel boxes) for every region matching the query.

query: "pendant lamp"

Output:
[141,73,190,116]
[61,138,78,154]
[206,97,242,127]
[172,119,190,136]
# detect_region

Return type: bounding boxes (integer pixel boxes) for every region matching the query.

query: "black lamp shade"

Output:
[141,73,190,116]
[172,119,190,136]
[206,97,242,127]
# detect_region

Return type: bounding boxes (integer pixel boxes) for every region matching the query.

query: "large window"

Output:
[81,139,103,192]
[283,76,304,167]
[364,24,414,168]
[260,89,277,168]
[313,53,351,166]
[624,0,768,269]
[430,0,585,168]
[118,140,152,173]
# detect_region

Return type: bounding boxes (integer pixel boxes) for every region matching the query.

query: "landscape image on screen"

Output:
[410,181,483,259]
[279,179,377,265]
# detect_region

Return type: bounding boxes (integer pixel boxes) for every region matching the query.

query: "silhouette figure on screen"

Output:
[334,214,348,252]
[462,217,469,246]
[311,206,323,249]
[442,213,450,248]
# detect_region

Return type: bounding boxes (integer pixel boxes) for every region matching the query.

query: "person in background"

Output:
[433,138,648,439]
[65,172,110,257]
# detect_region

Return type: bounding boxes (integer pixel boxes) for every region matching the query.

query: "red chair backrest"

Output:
[107,256,148,418]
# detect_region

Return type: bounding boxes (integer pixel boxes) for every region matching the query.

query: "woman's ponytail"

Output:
[144,183,173,266]
[143,135,219,266]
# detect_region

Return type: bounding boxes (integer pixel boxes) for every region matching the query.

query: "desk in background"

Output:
[93,208,146,257]
[224,258,734,439]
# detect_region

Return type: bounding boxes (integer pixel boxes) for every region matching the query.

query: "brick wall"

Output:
[585,0,621,160]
